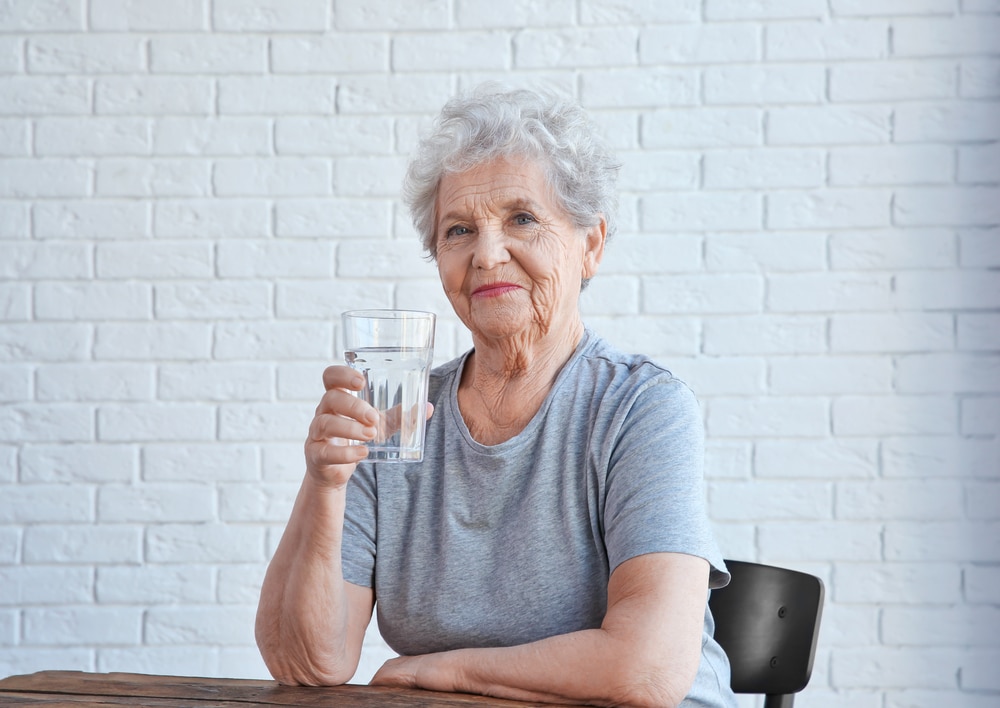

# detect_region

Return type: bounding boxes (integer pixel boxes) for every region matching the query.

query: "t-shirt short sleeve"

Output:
[601,374,729,589]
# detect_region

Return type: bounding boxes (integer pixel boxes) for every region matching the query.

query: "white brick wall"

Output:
[1,2,997,706]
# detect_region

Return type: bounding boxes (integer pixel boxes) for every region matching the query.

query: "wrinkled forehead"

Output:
[434,156,557,220]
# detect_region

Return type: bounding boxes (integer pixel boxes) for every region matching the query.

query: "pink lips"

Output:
[472,282,521,298]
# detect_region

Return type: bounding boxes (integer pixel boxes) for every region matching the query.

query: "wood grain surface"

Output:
[0,671,554,707]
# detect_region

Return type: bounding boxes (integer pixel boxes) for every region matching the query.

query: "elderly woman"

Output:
[256,86,736,708]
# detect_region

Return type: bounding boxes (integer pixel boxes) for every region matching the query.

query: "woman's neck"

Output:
[457,319,585,445]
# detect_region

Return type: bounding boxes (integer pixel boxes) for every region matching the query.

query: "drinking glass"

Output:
[341,309,436,462]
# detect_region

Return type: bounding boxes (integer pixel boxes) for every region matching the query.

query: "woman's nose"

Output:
[471,225,510,270]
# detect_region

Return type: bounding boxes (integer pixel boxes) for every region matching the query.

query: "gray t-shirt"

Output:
[343,329,736,707]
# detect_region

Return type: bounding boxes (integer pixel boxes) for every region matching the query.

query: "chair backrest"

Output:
[708,560,824,708]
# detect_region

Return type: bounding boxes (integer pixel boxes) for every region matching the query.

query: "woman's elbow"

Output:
[255,619,356,687]
[610,677,689,708]
[608,658,698,708]
[259,648,356,688]
[269,666,354,688]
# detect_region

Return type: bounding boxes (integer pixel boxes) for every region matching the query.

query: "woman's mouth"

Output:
[472,282,521,298]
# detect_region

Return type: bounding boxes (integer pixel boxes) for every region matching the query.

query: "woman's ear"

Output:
[582,216,607,281]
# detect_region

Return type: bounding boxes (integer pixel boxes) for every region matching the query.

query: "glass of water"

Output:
[341,309,436,462]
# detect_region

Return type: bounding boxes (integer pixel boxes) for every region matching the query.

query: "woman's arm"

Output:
[254,366,379,686]
[371,551,710,708]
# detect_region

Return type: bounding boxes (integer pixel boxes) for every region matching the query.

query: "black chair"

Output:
[709,560,824,708]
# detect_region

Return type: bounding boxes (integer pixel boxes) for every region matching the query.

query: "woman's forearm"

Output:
[255,476,371,686]
[375,627,692,708]
[462,630,671,706]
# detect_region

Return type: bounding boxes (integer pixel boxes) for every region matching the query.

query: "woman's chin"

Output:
[468,314,535,346]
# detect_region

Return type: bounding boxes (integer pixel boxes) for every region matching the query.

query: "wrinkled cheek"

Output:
[436,261,467,317]
[529,276,561,333]
[443,286,470,324]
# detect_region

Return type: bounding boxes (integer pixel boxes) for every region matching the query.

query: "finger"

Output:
[381,401,434,436]
[306,437,369,468]
[322,365,366,392]
[370,658,415,688]
[309,411,377,444]
[315,387,379,426]
[382,404,402,435]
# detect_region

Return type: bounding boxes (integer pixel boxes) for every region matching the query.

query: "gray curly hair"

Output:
[402,84,620,259]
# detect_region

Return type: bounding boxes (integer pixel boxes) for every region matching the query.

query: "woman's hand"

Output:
[372,654,461,695]
[371,656,420,689]
[304,365,380,489]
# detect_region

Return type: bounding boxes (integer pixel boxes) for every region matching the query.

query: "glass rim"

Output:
[342,309,436,320]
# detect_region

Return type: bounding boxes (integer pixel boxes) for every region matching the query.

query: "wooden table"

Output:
[0,671,556,707]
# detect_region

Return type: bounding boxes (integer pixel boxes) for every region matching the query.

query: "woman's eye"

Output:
[446,225,469,238]
[514,214,535,226]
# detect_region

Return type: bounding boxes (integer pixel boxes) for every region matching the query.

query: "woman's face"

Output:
[433,157,605,347]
